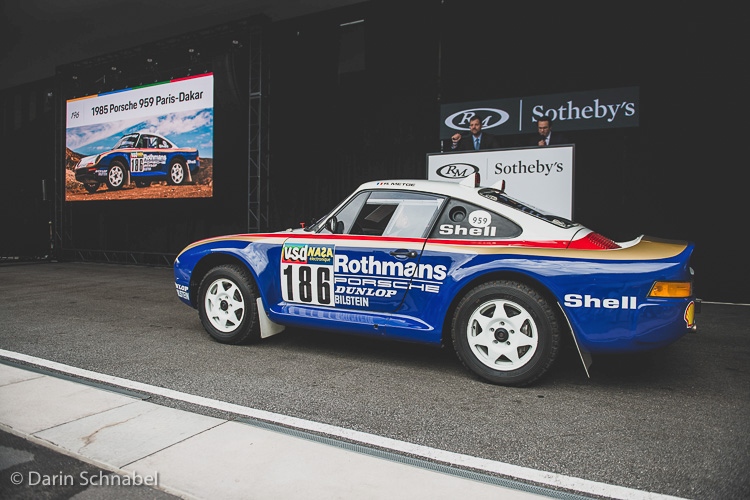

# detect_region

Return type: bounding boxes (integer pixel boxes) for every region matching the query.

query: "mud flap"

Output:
[558,302,592,378]
[257,298,285,338]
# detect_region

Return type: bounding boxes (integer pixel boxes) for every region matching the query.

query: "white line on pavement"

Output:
[0,349,686,500]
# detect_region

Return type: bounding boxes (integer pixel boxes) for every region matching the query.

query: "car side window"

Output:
[334,191,443,238]
[319,191,444,237]
[429,199,522,239]
[381,196,444,238]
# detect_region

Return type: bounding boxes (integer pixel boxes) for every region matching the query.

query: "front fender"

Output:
[98,151,128,168]
[174,237,286,314]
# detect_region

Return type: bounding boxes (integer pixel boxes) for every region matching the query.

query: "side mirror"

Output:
[326,216,338,234]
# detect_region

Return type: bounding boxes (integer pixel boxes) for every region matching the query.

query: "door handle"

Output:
[389,249,419,259]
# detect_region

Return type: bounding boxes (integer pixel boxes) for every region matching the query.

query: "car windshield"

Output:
[311,190,444,238]
[114,134,138,149]
[478,188,576,228]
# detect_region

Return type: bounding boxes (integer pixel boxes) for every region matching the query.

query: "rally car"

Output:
[174,179,697,386]
[75,132,199,193]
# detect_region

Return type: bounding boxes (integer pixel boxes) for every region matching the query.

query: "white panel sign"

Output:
[427,145,574,219]
[66,74,214,129]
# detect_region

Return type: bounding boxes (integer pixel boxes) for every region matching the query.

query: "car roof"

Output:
[358,179,525,212]
[122,132,172,143]
[353,179,580,235]
[360,179,486,197]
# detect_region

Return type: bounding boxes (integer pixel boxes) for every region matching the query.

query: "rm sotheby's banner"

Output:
[427,145,574,219]
[440,87,639,139]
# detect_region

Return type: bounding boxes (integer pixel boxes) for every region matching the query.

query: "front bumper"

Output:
[75,167,105,184]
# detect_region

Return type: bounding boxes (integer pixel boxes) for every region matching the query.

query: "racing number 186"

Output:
[131,157,144,172]
[282,264,331,305]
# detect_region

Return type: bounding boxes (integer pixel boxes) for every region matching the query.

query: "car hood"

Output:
[76,154,99,169]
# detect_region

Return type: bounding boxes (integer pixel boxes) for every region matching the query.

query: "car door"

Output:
[131,134,164,177]
[279,189,445,313]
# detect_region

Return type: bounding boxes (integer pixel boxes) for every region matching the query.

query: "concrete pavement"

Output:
[0,361,574,499]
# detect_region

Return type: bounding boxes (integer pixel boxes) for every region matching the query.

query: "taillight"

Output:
[648,281,692,298]
[568,232,621,250]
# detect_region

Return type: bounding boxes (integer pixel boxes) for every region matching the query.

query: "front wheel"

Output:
[451,281,560,386]
[198,265,260,344]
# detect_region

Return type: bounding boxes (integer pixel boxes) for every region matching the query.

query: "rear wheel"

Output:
[167,159,186,185]
[452,281,560,386]
[198,265,260,344]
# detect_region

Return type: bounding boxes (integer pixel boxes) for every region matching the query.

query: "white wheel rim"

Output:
[109,166,123,186]
[171,164,184,184]
[466,299,538,371]
[205,278,245,333]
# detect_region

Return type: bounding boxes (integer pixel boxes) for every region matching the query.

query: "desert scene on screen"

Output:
[65,148,213,201]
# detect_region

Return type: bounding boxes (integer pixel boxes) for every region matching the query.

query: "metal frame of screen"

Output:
[53,16,270,265]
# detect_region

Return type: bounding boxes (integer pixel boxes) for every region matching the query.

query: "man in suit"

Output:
[450,116,499,151]
[534,117,568,146]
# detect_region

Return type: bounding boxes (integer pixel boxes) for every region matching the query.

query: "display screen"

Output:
[65,73,214,201]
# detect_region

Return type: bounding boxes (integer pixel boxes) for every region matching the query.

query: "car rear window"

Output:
[429,198,522,240]
[478,188,575,228]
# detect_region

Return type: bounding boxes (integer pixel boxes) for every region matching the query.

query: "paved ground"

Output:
[0,262,748,499]
[2,363,559,500]
[0,428,178,500]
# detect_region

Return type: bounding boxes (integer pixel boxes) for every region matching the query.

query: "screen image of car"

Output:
[74,132,200,192]
[64,73,214,201]
[174,179,698,386]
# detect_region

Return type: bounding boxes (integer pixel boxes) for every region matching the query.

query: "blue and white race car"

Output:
[75,132,199,192]
[174,179,697,386]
